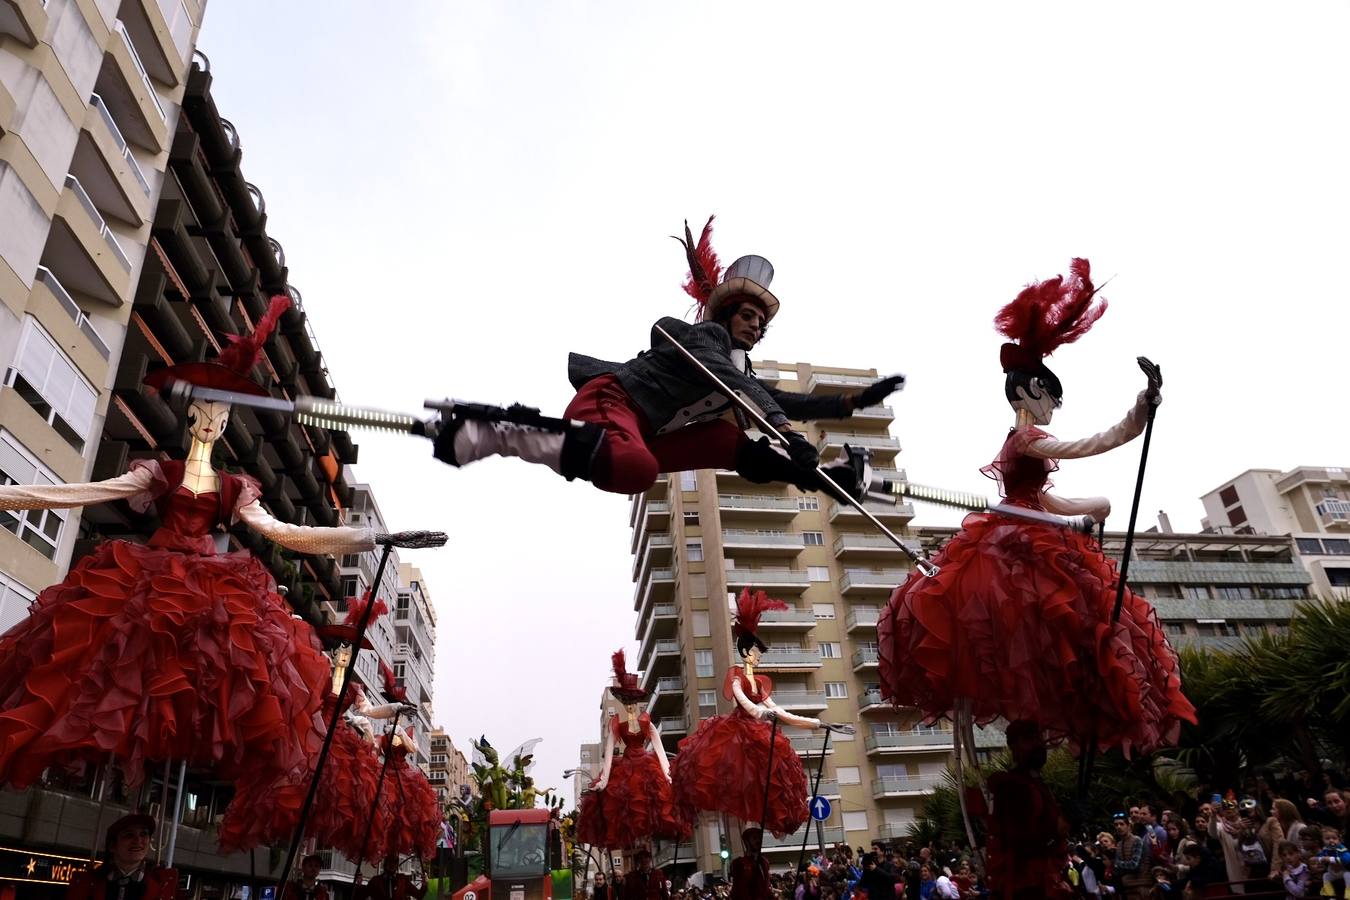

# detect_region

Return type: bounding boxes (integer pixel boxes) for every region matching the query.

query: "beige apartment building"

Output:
[1,0,203,626]
[1200,466,1350,599]
[627,359,971,874]
[429,728,472,805]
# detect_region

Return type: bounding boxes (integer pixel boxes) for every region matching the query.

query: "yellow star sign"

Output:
[25,857,37,875]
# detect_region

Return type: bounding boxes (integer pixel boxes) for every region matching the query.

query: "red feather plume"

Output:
[343,591,389,628]
[732,588,789,639]
[673,216,722,317]
[380,659,407,702]
[610,649,640,693]
[216,294,291,376]
[994,258,1107,370]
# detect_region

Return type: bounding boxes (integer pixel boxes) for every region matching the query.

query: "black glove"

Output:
[853,374,906,409]
[781,430,819,470]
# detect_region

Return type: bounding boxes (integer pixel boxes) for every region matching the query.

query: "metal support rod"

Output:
[155,757,171,864]
[165,759,188,868]
[277,541,398,891]
[88,758,114,863]
[357,707,407,869]
[653,324,937,577]
[753,714,779,874]
[795,729,832,883]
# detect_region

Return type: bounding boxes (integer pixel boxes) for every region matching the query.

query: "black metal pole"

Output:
[795,730,833,886]
[277,541,397,891]
[357,707,407,868]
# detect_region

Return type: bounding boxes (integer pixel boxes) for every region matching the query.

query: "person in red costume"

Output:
[672,590,852,837]
[360,855,427,900]
[730,828,772,900]
[65,814,177,900]
[877,260,1196,755]
[576,650,688,850]
[984,720,1071,900]
[623,848,671,900]
[0,296,393,841]
[279,854,330,900]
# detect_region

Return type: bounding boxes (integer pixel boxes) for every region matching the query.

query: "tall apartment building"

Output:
[396,562,437,769]
[629,360,954,871]
[1,0,204,630]
[1200,466,1350,599]
[429,728,472,806]
[335,474,404,704]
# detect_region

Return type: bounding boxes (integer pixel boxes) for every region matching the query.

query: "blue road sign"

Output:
[810,796,832,821]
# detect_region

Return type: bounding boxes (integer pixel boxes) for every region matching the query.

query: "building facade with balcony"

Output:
[429,728,471,806]
[1200,466,1350,599]
[396,562,437,769]
[0,0,204,630]
[627,360,950,873]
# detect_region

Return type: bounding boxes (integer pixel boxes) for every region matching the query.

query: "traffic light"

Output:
[718,832,730,860]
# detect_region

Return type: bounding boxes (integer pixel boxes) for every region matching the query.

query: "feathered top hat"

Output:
[143,294,291,397]
[675,216,780,324]
[994,258,1106,373]
[732,588,788,653]
[608,649,650,704]
[317,591,387,650]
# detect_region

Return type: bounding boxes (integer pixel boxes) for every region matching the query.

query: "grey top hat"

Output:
[707,254,780,323]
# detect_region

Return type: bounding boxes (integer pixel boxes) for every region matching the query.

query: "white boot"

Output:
[451,421,566,474]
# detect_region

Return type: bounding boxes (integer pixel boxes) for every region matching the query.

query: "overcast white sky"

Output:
[196,1,1350,805]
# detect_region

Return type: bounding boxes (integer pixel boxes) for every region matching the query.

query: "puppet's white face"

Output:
[744,645,763,666]
[625,702,639,718]
[1012,380,1060,426]
[186,400,231,443]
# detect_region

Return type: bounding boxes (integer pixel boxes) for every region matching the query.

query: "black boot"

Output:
[734,437,868,502]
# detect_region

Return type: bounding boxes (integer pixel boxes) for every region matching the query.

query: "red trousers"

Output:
[564,375,744,494]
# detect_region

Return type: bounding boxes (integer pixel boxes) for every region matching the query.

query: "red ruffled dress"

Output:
[379,735,444,860]
[0,460,330,803]
[576,712,689,849]
[877,427,1196,754]
[671,668,808,837]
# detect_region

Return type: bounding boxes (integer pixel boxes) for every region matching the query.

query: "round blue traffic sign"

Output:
[810,796,832,821]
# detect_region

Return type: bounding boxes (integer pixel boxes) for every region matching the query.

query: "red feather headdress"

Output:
[380,659,407,703]
[994,258,1107,372]
[316,590,388,649]
[732,588,789,641]
[609,649,649,702]
[218,294,290,375]
[673,215,722,321]
[143,294,291,397]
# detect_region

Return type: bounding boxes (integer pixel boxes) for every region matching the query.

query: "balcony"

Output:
[1128,559,1311,586]
[876,823,916,842]
[70,94,152,228]
[872,775,944,798]
[865,730,955,755]
[851,647,880,671]
[118,0,193,88]
[846,606,880,632]
[632,532,674,582]
[973,725,1006,750]
[43,175,131,306]
[762,825,846,851]
[772,690,829,713]
[718,493,802,520]
[859,689,889,713]
[657,716,688,736]
[833,533,917,561]
[648,677,683,713]
[1316,499,1350,529]
[829,500,916,525]
[1,0,46,46]
[810,779,841,799]
[788,734,832,757]
[638,640,682,682]
[95,20,169,152]
[758,607,818,631]
[633,566,675,617]
[629,499,669,554]
[722,530,805,557]
[839,569,908,596]
[1151,596,1297,622]
[805,372,875,394]
[34,266,111,365]
[636,602,679,660]
[724,568,811,594]
[758,649,822,671]
[815,432,902,459]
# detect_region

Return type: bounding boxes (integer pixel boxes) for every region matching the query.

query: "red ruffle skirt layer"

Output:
[379,758,444,860]
[877,512,1196,754]
[576,749,690,850]
[671,709,807,837]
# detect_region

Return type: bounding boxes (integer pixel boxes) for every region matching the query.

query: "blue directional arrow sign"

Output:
[810,795,832,821]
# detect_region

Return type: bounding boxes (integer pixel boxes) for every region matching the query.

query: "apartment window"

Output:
[1165,622,1186,635]
[679,471,697,491]
[1151,583,1181,599]
[1181,585,1211,601]
[807,566,830,582]
[5,318,97,452]
[698,690,716,709]
[836,766,861,785]
[798,496,819,511]
[803,531,824,546]
[843,811,869,833]
[1219,485,1240,507]
[1295,538,1324,555]
[1324,539,1350,556]
[341,554,360,567]
[1327,569,1350,588]
[0,431,68,560]
[824,682,848,698]
[695,650,714,678]
[818,642,841,659]
[692,611,711,638]
[1263,585,1307,599]
[685,539,703,562]
[683,511,700,526]
[812,603,836,619]
[1227,505,1247,526]
[0,571,37,634]
[1214,586,1254,600]
[340,576,359,598]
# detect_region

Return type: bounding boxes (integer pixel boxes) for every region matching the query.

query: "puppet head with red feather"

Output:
[316,591,388,650]
[732,588,788,658]
[674,216,780,328]
[994,258,1106,421]
[608,649,649,705]
[380,659,407,703]
[144,294,291,397]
